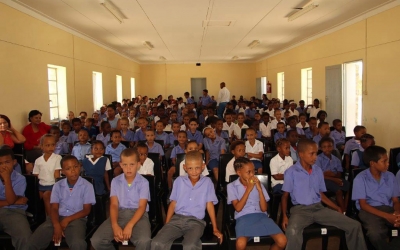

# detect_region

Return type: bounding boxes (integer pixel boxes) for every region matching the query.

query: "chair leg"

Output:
[322,235,329,250]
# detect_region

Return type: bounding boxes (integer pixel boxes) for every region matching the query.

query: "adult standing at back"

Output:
[217,82,230,119]
[198,89,212,110]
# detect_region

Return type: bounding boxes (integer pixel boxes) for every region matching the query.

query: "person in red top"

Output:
[0,114,26,149]
[22,110,51,162]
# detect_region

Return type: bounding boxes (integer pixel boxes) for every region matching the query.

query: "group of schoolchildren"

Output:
[1,94,400,250]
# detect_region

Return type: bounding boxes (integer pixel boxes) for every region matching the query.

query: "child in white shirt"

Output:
[270,138,293,194]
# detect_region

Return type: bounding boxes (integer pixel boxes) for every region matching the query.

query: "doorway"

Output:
[191,78,207,102]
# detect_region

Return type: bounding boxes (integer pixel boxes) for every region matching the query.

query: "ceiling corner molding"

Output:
[1,0,142,64]
[257,0,400,62]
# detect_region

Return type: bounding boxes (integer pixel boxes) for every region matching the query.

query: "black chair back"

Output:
[175,153,186,177]
[120,141,130,148]
[347,168,365,217]
[241,128,247,139]
[155,140,164,148]
[262,151,278,191]
[24,174,45,228]
[389,147,400,175]
[141,175,163,235]
[217,153,234,192]
[147,153,162,189]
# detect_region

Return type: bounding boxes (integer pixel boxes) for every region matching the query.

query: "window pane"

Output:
[49,94,58,108]
[48,68,57,81]
[50,108,59,121]
[48,80,57,94]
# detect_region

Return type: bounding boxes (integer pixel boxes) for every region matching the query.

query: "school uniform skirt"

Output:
[235,213,282,237]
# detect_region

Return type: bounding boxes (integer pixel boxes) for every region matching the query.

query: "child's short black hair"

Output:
[60,155,79,169]
[120,148,140,162]
[100,121,110,129]
[246,128,256,134]
[189,118,198,124]
[172,121,181,127]
[155,120,164,126]
[233,157,252,171]
[319,137,334,148]
[316,110,327,119]
[309,117,317,122]
[230,140,245,151]
[110,129,121,137]
[318,122,329,129]
[332,119,342,126]
[178,131,187,137]
[107,104,116,111]
[299,113,307,118]
[170,110,177,115]
[276,138,290,148]
[71,118,81,124]
[363,145,386,168]
[297,139,317,153]
[261,112,270,118]
[286,129,297,138]
[0,145,15,160]
[277,122,285,127]
[360,133,374,143]
[353,125,366,133]
[136,142,148,151]
[50,126,61,134]
[62,122,71,128]
[287,116,295,123]
[91,140,105,149]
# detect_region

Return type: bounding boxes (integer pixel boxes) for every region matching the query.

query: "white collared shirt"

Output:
[138,158,154,175]
[270,154,293,187]
[217,87,230,105]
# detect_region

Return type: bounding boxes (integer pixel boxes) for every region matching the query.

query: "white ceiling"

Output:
[6,0,397,63]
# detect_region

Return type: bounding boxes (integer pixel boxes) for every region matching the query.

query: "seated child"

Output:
[180,115,190,131]
[304,117,318,139]
[137,143,155,175]
[167,131,187,191]
[316,110,329,126]
[313,122,336,149]
[96,121,111,147]
[71,129,91,162]
[259,112,272,139]
[133,117,148,147]
[50,126,69,155]
[151,151,222,249]
[286,130,299,162]
[145,130,164,157]
[352,146,400,250]
[128,109,137,130]
[296,113,309,129]
[60,122,70,143]
[245,103,257,120]
[281,139,366,250]
[165,121,180,159]
[274,122,286,143]
[155,121,168,147]
[351,133,375,169]
[198,109,208,128]
[225,141,246,182]
[270,110,284,130]
[227,157,287,250]
[203,128,226,180]
[344,125,367,170]
[67,118,82,151]
[245,128,263,174]
[29,155,96,249]
[232,113,249,140]
[179,141,209,177]
[91,148,151,249]
[270,139,293,194]
[0,146,31,249]
[222,112,235,138]
[186,118,203,150]
[331,119,345,150]
[215,119,229,141]
[84,118,98,140]
[106,130,127,176]
[120,117,135,147]
[287,116,305,138]
[82,140,111,195]
[33,134,62,216]
[316,137,349,212]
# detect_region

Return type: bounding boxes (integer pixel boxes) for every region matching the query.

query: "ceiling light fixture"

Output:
[143,41,154,50]
[288,2,319,22]
[159,56,166,61]
[248,40,260,49]
[100,0,123,24]
[232,56,239,60]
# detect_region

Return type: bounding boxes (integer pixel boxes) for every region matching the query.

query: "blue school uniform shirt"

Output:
[121,129,135,142]
[96,133,110,147]
[352,169,400,210]
[67,130,79,144]
[167,133,178,147]
[290,127,305,136]
[203,137,225,161]
[187,130,203,145]
[146,142,164,156]
[344,137,360,155]
[171,145,185,159]
[217,130,229,140]
[71,142,92,161]
[110,173,150,211]
[316,154,342,173]
[170,175,218,220]
[227,178,270,219]
[186,97,194,104]
[331,130,345,145]
[54,140,69,155]
[282,162,326,205]
[304,128,314,139]
[290,145,298,162]
[200,95,212,107]
[351,149,367,169]
[155,132,168,145]
[105,143,126,163]
[0,170,28,210]
[60,135,68,143]
[133,129,146,142]
[245,109,257,119]
[84,126,98,138]
[50,176,96,217]
[313,134,337,148]
[274,132,286,143]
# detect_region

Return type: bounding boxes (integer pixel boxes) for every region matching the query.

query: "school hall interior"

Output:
[1,0,400,249]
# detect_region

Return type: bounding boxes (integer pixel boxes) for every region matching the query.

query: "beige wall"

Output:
[255,6,400,149]
[0,3,140,130]
[140,63,256,100]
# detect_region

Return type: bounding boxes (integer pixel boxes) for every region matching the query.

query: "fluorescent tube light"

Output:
[248,40,260,49]
[143,41,154,50]
[288,2,319,22]
[100,0,123,24]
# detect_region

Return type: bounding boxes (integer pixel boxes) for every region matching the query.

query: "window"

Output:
[261,77,267,97]
[116,75,122,102]
[93,72,103,111]
[301,68,312,105]
[277,72,285,100]
[131,78,135,99]
[47,65,67,122]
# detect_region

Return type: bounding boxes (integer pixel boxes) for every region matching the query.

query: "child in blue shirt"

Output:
[96,121,111,148]
[274,122,286,143]
[344,125,367,170]
[120,117,135,147]
[227,157,286,250]
[91,148,151,249]
[155,121,168,147]
[29,155,96,249]
[203,127,226,180]
[106,130,126,176]
[167,131,187,191]
[0,147,31,250]
[50,126,69,155]
[352,145,400,250]
[350,133,375,169]
[331,119,345,151]
[281,139,366,250]
[71,129,91,162]
[145,130,164,157]
[151,151,222,250]
[67,118,83,151]
[186,118,203,150]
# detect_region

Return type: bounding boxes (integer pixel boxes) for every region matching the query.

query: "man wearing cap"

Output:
[216,82,230,119]
[288,101,299,117]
